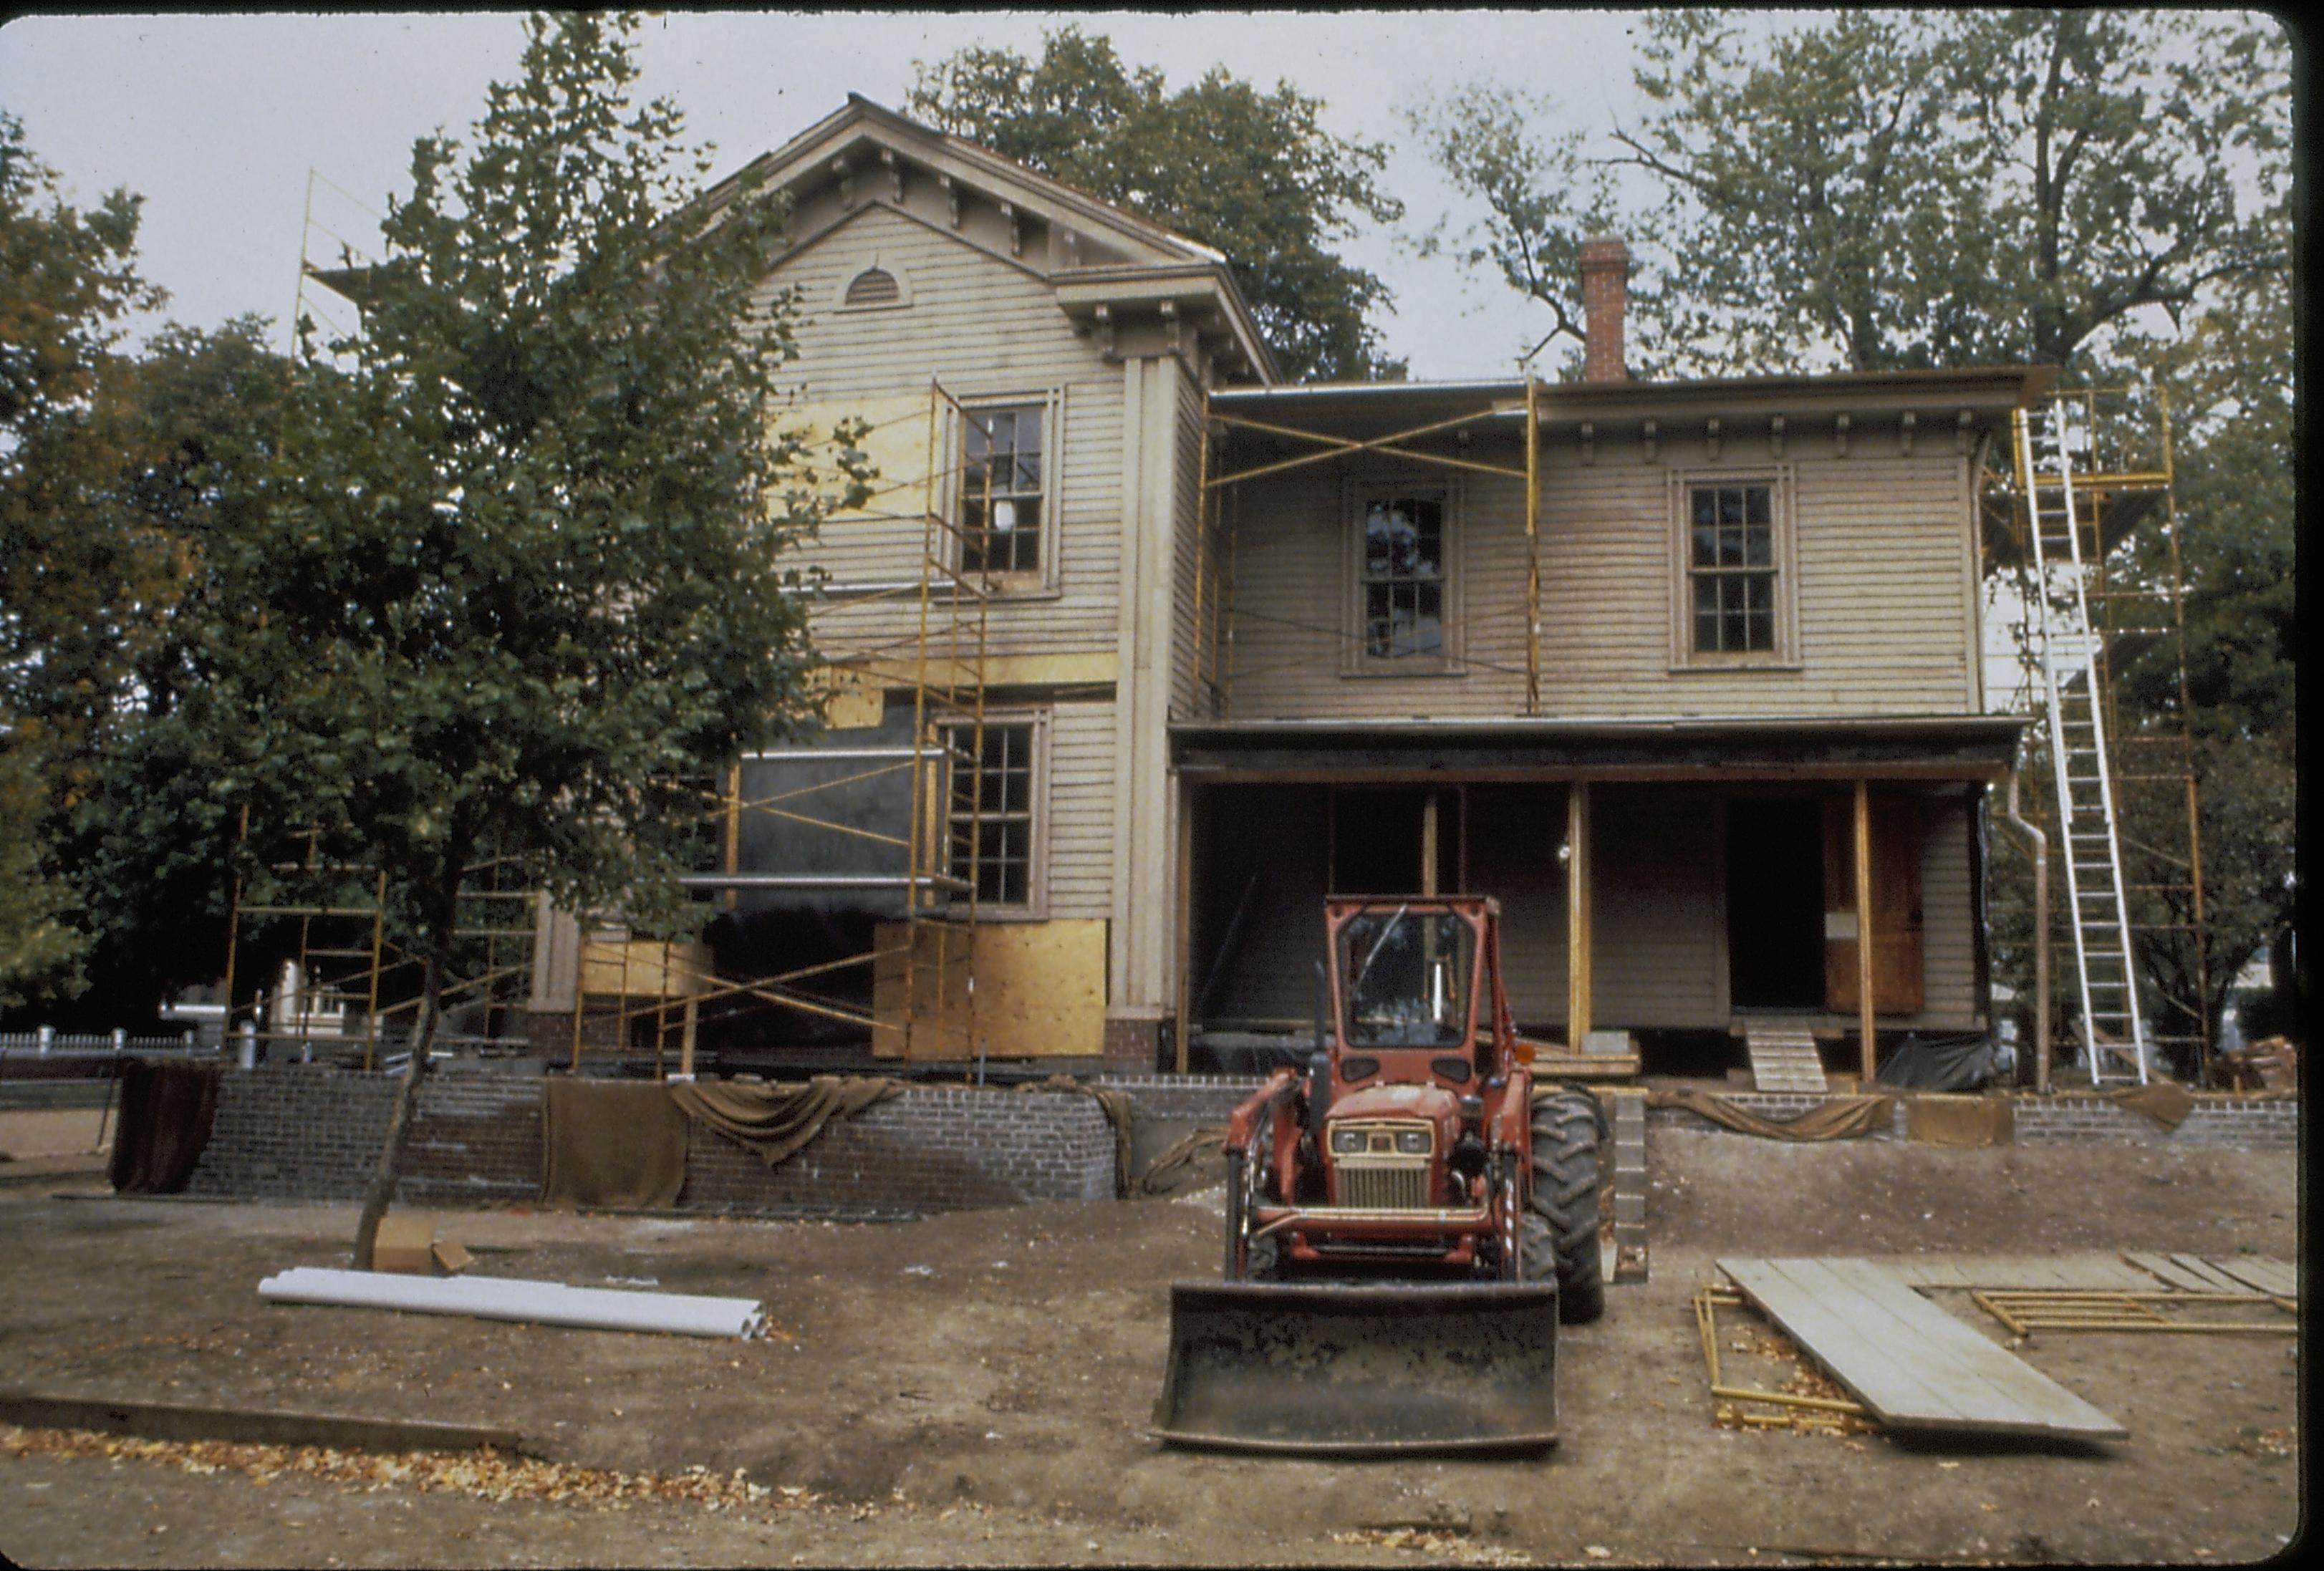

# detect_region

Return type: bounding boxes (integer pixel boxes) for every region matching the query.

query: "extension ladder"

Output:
[2012,400,2150,1085]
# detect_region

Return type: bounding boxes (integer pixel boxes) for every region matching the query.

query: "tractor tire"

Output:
[1525,1088,1606,1324]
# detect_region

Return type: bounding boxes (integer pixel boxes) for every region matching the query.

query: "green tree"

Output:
[186,13,864,1264]
[1404,84,1626,377]
[1417,11,2290,382]
[0,109,168,1007]
[908,26,1405,382]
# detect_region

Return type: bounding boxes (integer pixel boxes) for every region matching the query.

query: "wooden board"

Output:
[1720,1257,2126,1440]
[2124,1252,2260,1295]
[2209,1257,2298,1299]
[1879,1255,2157,1292]
[872,918,1107,1059]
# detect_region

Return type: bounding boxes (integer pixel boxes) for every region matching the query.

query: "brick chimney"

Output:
[1578,235,1631,383]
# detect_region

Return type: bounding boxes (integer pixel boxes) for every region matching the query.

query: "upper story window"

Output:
[1346,483,1460,675]
[843,266,900,306]
[960,402,1047,578]
[1672,470,1798,667]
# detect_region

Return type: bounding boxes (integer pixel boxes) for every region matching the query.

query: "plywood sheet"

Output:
[788,391,940,523]
[872,919,1106,1059]
[1720,1256,2126,1440]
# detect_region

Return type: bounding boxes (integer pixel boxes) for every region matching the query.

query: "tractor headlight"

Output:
[1330,1128,1366,1155]
[1395,1129,1432,1155]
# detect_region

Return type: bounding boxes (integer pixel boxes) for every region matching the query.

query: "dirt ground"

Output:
[0,1118,2303,1567]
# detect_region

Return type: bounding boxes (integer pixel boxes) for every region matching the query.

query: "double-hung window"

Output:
[942,716,1043,912]
[1348,484,1460,672]
[1674,472,1795,666]
[959,403,1046,577]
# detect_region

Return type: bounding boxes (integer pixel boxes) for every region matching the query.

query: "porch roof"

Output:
[1170,714,2028,783]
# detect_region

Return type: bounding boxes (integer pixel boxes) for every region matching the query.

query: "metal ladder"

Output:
[2012,400,2150,1085]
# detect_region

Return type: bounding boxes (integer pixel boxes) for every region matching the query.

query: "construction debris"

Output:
[1973,1290,2295,1339]
[258,1267,768,1339]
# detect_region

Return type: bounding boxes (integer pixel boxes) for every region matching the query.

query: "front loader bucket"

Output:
[1150,1281,1559,1455]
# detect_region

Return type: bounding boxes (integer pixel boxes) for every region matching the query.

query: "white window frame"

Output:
[937,707,1050,919]
[1341,476,1465,677]
[946,391,1062,595]
[1669,465,1802,670]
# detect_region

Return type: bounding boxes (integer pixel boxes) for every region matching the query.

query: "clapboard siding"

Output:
[1222,450,1980,720]
[766,207,1124,659]
[1045,700,1117,922]
[1592,786,1726,1028]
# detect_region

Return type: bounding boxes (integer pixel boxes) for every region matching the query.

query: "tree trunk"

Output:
[350,927,450,1270]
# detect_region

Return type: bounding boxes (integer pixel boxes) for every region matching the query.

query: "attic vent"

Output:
[844,266,901,307]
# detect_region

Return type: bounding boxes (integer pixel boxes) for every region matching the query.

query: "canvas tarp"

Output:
[107,1058,223,1194]
[1903,1092,2017,1146]
[540,1078,690,1210]
[667,1075,902,1169]
[1648,1086,1896,1141]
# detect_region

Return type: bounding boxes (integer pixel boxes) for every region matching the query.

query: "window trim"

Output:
[946,391,1062,596]
[937,707,1050,920]
[1668,465,1802,671]
[1341,476,1465,677]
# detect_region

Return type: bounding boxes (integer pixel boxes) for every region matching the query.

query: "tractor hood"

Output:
[1329,1083,1462,1125]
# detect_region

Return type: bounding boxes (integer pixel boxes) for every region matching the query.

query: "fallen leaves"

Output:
[1327,1525,1528,1564]
[0,1423,818,1517]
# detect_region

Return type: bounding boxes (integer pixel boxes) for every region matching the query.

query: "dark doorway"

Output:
[1726,798,1826,1010]
[1331,788,1460,896]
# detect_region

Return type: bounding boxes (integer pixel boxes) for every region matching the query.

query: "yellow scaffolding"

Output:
[1985,379,2211,1072]
[222,818,539,1069]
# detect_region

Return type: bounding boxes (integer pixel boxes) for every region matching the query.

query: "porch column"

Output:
[1566,781,1592,1047]
[1854,779,1876,1081]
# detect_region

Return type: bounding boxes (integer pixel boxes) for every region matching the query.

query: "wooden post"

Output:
[1854,780,1876,1082]
[1567,782,1592,1048]
[1420,791,1440,898]
[1173,786,1193,1075]
[678,995,698,1080]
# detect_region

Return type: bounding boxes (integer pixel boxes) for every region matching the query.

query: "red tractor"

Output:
[1152,895,1606,1454]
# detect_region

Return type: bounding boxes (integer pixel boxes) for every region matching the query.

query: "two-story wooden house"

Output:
[529,97,2038,1083]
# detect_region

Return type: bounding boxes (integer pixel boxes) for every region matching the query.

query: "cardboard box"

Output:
[374,1216,471,1275]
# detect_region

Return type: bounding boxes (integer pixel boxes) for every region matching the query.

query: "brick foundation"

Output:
[1101,1017,1167,1074]
[184,1067,1117,1216]
[1092,1073,1268,1124]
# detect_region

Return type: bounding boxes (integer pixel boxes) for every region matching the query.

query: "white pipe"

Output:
[258,1267,767,1339]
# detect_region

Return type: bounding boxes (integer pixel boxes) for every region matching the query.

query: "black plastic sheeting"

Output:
[1876,1032,1997,1091]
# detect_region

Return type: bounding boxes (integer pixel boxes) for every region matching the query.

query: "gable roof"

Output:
[705,96,1278,383]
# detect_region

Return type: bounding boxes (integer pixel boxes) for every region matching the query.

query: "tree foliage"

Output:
[163,13,864,1258]
[1404,85,1624,377]
[1417,11,2290,382]
[0,109,168,1007]
[907,26,1405,382]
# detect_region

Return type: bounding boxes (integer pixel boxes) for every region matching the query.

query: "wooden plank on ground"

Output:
[2168,1254,2258,1294]
[2208,1257,2297,1299]
[1720,1257,2126,1441]
[1877,1255,2155,1292]
[2126,1252,2224,1292]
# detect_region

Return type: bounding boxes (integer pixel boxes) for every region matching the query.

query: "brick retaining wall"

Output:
[1644,1086,2297,1149]
[184,1068,1117,1215]
[1091,1074,1268,1125]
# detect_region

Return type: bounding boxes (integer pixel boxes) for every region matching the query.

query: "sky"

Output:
[0,9,1658,380]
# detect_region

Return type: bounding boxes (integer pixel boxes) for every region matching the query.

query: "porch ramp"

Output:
[1720,1257,2126,1441]
[1742,1026,1829,1094]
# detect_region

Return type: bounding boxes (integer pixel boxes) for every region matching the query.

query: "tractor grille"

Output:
[1329,1120,1434,1209]
[1336,1165,1430,1209]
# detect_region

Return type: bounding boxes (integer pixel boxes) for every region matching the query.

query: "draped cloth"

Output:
[108,1058,223,1193]
[667,1075,902,1169]
[540,1078,690,1210]
[1646,1086,1896,1141]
